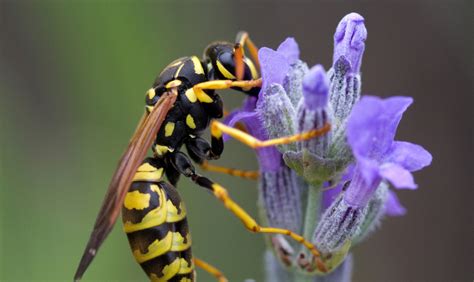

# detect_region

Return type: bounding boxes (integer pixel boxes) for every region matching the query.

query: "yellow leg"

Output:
[206,182,327,273]
[193,257,228,282]
[178,156,328,272]
[192,79,262,104]
[200,161,259,180]
[211,120,331,149]
[193,78,262,92]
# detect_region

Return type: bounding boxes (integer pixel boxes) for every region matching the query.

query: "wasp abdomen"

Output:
[122,160,194,282]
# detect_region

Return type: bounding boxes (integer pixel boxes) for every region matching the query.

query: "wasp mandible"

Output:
[74,32,330,282]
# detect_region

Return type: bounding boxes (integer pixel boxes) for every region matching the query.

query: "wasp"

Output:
[74,32,330,282]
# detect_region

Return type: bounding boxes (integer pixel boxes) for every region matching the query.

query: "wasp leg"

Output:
[193,257,228,282]
[200,161,259,180]
[168,152,327,273]
[235,31,260,80]
[192,78,262,104]
[185,137,258,180]
[211,120,331,149]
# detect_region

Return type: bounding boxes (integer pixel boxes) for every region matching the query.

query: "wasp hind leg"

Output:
[193,257,228,282]
[167,151,327,273]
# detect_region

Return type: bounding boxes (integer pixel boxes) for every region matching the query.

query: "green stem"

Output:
[303,183,322,241]
[293,183,322,281]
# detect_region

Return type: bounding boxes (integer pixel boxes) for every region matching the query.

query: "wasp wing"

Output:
[74,91,177,281]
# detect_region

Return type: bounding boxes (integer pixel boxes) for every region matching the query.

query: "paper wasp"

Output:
[74,32,330,282]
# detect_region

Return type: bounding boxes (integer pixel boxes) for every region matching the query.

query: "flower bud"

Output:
[352,182,389,244]
[297,65,331,156]
[313,193,367,253]
[259,166,303,234]
[258,83,297,152]
[329,13,366,126]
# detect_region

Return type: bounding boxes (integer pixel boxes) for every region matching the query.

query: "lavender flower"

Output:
[313,96,432,253]
[223,12,431,282]
[344,96,432,207]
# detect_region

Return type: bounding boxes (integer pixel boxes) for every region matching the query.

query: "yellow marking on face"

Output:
[186,114,196,129]
[137,162,157,172]
[132,168,164,182]
[171,232,192,252]
[166,79,182,89]
[216,60,236,79]
[157,257,181,281]
[174,63,185,78]
[184,88,197,103]
[177,258,194,274]
[147,88,156,100]
[123,185,167,233]
[154,144,173,156]
[132,231,173,263]
[164,122,175,137]
[124,190,150,210]
[166,200,187,222]
[179,277,192,282]
[194,88,213,103]
[191,56,204,74]
[244,57,259,79]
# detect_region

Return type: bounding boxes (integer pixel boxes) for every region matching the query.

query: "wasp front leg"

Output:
[192,79,262,103]
[211,120,331,149]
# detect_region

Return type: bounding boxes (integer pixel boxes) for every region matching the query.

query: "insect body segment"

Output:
[147,56,224,161]
[123,158,194,282]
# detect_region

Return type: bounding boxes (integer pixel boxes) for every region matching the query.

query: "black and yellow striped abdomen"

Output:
[122,160,194,282]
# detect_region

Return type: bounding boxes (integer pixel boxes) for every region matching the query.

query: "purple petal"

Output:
[302,64,329,109]
[333,13,367,73]
[347,96,413,161]
[322,183,343,211]
[323,165,354,210]
[344,162,381,207]
[379,163,417,190]
[223,110,258,140]
[386,141,433,172]
[222,97,258,141]
[258,47,290,91]
[384,190,407,216]
[224,97,282,172]
[276,37,300,65]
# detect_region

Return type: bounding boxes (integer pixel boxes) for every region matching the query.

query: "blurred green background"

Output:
[1,1,472,281]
